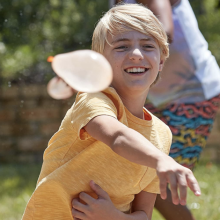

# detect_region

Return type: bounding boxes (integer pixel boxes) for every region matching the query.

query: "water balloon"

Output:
[51,50,113,93]
[47,76,75,100]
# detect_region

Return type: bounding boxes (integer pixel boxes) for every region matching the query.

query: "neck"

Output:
[117,90,148,119]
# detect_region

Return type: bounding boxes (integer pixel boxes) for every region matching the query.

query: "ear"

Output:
[159,58,165,72]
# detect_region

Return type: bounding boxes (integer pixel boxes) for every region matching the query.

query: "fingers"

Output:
[72,207,86,220]
[177,172,187,205]
[89,180,110,200]
[72,198,88,213]
[159,174,168,200]
[79,192,96,205]
[186,170,201,196]
[168,174,179,205]
[157,157,201,206]
[164,168,201,206]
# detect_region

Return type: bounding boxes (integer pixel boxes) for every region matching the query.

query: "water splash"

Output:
[190,202,200,210]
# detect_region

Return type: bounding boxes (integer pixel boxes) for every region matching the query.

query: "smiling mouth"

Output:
[124,67,149,74]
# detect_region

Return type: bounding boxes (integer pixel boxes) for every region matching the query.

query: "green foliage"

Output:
[0,164,41,220]
[0,0,108,83]
[197,1,220,64]
[0,0,219,83]
[190,0,220,65]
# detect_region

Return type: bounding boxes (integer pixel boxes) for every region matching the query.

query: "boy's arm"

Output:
[84,115,201,204]
[131,191,156,220]
[115,0,173,42]
[72,181,154,220]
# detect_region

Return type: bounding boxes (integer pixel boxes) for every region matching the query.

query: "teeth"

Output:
[126,67,145,73]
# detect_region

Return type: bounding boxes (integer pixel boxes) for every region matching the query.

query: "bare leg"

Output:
[154,188,196,220]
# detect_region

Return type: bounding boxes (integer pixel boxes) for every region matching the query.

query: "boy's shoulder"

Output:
[147,110,169,129]
[75,87,120,103]
[151,112,172,136]
[147,111,172,154]
[73,87,123,117]
[71,87,121,124]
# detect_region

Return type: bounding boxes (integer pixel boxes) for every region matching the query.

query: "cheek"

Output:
[110,57,123,73]
[149,52,161,69]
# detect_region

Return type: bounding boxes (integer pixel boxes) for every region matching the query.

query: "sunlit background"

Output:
[0,0,220,219]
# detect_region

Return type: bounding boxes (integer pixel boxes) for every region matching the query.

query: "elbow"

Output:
[111,137,124,154]
[110,131,127,155]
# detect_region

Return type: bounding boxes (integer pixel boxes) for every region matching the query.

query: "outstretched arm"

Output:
[85,115,201,205]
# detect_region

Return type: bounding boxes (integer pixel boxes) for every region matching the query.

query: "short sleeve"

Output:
[71,92,118,140]
[142,176,160,194]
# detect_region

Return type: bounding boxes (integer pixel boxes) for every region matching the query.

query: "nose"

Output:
[129,48,144,61]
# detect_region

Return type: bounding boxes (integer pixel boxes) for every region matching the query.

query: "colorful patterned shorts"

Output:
[145,95,220,170]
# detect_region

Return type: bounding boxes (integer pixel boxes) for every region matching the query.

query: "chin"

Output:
[129,81,150,90]
[125,84,150,95]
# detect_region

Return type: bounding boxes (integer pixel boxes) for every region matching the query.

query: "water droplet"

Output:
[190,203,200,210]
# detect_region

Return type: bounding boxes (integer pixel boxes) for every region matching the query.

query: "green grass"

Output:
[0,164,41,220]
[0,161,220,220]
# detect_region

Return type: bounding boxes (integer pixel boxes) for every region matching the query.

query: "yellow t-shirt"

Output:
[22,87,172,220]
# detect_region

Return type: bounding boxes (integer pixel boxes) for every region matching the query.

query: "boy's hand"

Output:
[156,155,201,205]
[72,181,121,220]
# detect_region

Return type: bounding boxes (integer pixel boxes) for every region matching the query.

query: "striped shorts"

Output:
[145,95,220,170]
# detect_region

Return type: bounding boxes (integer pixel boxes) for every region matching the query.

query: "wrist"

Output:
[113,209,128,220]
[155,153,169,170]
[117,210,149,220]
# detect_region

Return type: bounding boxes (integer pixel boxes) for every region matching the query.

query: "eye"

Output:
[143,45,154,49]
[115,45,128,50]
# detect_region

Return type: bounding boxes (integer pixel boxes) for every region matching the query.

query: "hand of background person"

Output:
[156,155,201,206]
[72,181,122,220]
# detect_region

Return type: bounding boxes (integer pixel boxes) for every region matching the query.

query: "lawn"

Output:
[0,161,220,220]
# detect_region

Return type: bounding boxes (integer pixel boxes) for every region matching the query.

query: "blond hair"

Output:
[92,3,169,84]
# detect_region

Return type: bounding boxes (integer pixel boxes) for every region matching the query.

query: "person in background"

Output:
[109,0,220,220]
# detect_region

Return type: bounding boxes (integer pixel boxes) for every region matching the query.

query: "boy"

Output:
[22,4,200,220]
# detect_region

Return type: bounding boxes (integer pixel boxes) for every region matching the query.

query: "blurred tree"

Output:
[0,0,108,84]
[0,0,219,85]
[189,0,206,15]
[216,0,220,9]
[194,0,220,65]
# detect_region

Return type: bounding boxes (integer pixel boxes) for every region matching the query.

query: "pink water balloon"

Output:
[47,76,75,100]
[51,50,113,93]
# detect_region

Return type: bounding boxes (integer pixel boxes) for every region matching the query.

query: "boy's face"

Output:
[103,30,164,97]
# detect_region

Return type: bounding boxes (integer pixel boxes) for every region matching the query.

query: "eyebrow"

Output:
[111,37,153,44]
